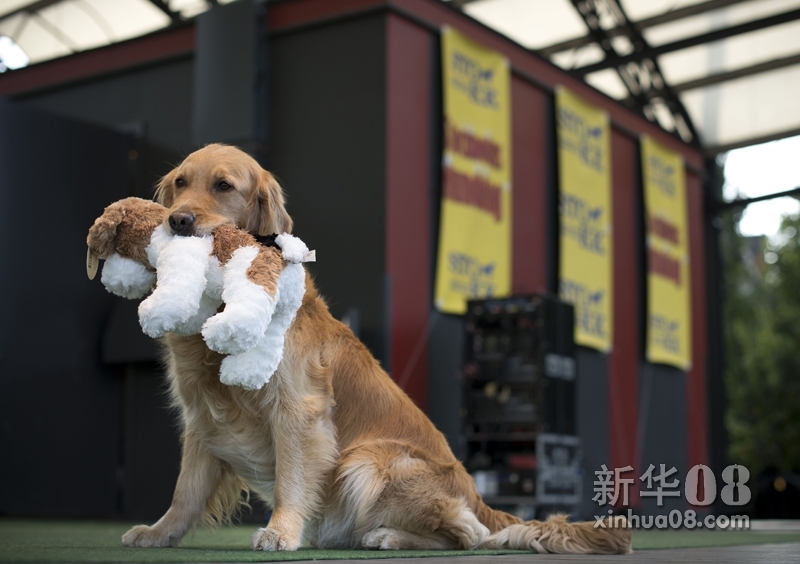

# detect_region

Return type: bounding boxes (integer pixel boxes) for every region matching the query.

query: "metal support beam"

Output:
[0,0,63,24]
[623,52,800,116]
[634,0,749,29]
[702,156,728,512]
[447,0,482,8]
[573,7,800,77]
[30,10,78,51]
[672,52,800,93]
[147,0,182,25]
[0,2,79,53]
[705,125,800,156]
[567,0,649,117]
[712,186,800,211]
[539,0,750,57]
[564,0,700,145]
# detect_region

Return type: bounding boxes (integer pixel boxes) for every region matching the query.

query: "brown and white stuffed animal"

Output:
[87,197,313,389]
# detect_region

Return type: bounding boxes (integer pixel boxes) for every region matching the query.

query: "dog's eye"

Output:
[217,181,233,192]
[175,177,186,188]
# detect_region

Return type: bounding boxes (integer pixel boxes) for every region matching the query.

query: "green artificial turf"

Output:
[1,519,799,563]
[0,520,532,563]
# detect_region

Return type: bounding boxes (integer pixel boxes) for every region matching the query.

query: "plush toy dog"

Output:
[86,197,312,389]
[85,197,165,300]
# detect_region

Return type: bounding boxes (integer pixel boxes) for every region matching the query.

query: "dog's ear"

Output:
[247,170,293,235]
[154,168,177,207]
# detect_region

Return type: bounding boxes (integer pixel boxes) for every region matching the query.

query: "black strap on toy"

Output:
[253,233,281,250]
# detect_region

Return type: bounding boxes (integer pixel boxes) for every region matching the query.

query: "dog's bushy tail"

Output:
[474,500,523,532]
[481,511,632,555]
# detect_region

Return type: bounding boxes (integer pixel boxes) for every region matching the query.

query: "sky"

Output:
[722,134,800,242]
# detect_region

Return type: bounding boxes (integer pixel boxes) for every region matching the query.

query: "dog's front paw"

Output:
[122,524,178,548]
[251,527,300,552]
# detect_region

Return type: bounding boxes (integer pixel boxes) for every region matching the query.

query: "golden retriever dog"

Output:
[121,144,631,554]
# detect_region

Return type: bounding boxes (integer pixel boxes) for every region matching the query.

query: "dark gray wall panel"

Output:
[0,99,130,516]
[193,0,268,149]
[16,60,196,518]
[19,58,195,198]
[576,347,610,519]
[19,58,193,150]
[428,314,466,457]
[638,363,688,516]
[122,366,181,520]
[267,16,387,363]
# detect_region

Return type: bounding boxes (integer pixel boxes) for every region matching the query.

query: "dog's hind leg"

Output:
[362,528,450,550]
[335,440,489,551]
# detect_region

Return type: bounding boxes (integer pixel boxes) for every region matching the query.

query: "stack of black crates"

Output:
[462,294,582,517]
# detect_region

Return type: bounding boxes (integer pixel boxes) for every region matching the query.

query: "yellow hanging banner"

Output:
[556,87,613,352]
[642,136,692,369]
[434,27,512,314]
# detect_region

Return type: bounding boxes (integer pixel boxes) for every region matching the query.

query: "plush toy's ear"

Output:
[247,170,293,236]
[154,168,177,208]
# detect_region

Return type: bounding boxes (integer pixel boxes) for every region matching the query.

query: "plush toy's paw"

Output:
[202,304,271,355]
[218,338,282,390]
[274,263,306,314]
[202,245,277,354]
[275,233,311,263]
[217,277,305,389]
[138,235,214,338]
[138,297,178,338]
[101,254,156,299]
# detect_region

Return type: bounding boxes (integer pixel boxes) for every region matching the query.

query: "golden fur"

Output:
[121,144,632,554]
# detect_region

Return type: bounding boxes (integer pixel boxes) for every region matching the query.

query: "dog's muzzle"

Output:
[169,212,196,236]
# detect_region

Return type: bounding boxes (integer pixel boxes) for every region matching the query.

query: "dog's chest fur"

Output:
[202,407,277,499]
[166,334,280,500]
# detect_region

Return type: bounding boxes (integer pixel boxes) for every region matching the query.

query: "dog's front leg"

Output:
[252,399,335,551]
[123,432,221,547]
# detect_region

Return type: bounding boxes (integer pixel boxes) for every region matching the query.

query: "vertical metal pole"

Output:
[703,156,728,512]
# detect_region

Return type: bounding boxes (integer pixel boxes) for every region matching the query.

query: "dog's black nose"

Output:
[169,212,196,236]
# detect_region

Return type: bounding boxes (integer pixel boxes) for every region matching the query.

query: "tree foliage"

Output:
[722,205,800,474]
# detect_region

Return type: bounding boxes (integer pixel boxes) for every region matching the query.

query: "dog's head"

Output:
[155,143,292,237]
